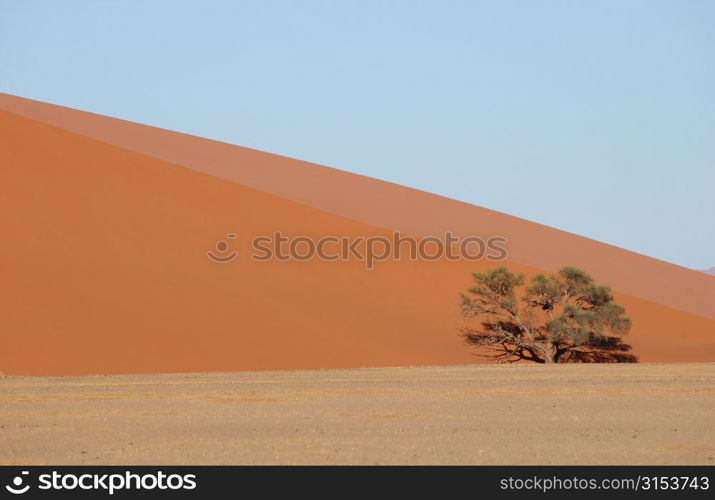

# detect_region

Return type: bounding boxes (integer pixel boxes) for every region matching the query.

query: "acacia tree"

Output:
[458,266,637,363]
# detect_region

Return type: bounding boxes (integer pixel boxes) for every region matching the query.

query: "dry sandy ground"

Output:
[1,363,713,465]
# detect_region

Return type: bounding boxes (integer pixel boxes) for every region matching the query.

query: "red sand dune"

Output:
[2,93,714,322]
[1,95,713,375]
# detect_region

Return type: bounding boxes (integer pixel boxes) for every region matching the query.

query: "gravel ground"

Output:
[1,363,713,465]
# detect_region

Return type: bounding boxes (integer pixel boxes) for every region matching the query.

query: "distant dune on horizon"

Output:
[700,267,715,276]
[1,93,714,376]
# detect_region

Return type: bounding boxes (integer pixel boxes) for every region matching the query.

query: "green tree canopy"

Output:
[459,266,637,363]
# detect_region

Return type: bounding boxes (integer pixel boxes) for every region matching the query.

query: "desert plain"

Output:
[1,363,713,465]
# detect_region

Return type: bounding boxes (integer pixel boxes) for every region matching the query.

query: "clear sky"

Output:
[1,0,713,269]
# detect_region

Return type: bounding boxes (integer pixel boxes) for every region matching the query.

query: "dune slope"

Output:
[1,93,713,322]
[0,109,713,375]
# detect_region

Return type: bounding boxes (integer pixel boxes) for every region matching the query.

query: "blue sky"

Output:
[1,0,713,269]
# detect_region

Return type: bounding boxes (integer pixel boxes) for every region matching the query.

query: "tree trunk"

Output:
[542,344,556,363]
